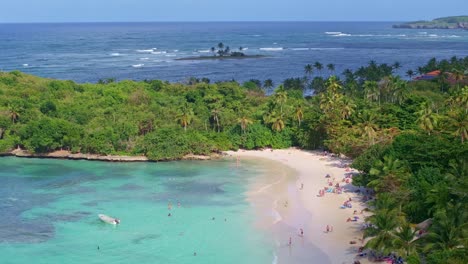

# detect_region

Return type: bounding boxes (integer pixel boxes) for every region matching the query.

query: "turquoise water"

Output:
[0,157,275,264]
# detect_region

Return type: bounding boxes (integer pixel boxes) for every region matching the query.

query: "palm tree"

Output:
[304,64,313,79]
[265,111,285,132]
[406,69,415,79]
[364,209,401,254]
[176,103,194,132]
[273,85,288,114]
[8,104,20,123]
[314,61,323,76]
[217,42,224,50]
[363,80,380,103]
[326,63,335,75]
[416,103,439,135]
[238,115,253,134]
[263,79,274,90]
[340,97,355,120]
[423,206,467,256]
[448,110,467,143]
[325,76,342,93]
[368,156,409,195]
[393,61,402,72]
[294,105,304,126]
[224,46,230,55]
[211,107,221,132]
[358,111,379,146]
[392,222,419,258]
[390,76,409,105]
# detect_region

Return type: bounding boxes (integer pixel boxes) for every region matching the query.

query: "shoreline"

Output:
[1,149,219,162]
[226,148,371,264]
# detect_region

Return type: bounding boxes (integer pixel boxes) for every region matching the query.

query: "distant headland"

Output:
[176,42,268,61]
[393,15,468,29]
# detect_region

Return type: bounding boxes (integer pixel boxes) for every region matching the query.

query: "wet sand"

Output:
[227,148,371,264]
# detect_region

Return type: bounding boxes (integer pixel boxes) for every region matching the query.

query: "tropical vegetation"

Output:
[0,56,467,262]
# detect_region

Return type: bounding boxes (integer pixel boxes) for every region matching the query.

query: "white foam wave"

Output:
[140,57,149,60]
[428,34,438,37]
[290,48,309,51]
[110,53,121,56]
[272,253,278,264]
[132,64,144,68]
[325,31,342,35]
[197,49,211,53]
[332,33,352,37]
[136,48,157,53]
[22,64,29,67]
[252,34,262,37]
[259,47,283,51]
[173,49,179,52]
[151,51,167,55]
[165,54,176,57]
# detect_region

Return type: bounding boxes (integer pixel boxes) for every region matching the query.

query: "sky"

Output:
[0,0,466,23]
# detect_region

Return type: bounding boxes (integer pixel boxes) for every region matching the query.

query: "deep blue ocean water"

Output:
[0,22,467,83]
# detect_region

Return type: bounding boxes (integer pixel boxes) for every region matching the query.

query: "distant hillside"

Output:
[393,16,468,29]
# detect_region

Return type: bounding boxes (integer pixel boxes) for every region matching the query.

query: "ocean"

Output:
[0,22,467,84]
[0,157,282,264]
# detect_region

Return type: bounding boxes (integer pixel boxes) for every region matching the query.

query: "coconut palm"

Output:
[175,103,194,132]
[314,61,323,76]
[294,104,304,126]
[364,209,401,254]
[363,80,380,103]
[210,107,221,132]
[390,76,409,104]
[393,61,402,71]
[325,76,342,93]
[265,111,286,132]
[423,206,467,255]
[416,103,439,135]
[406,69,415,79]
[273,85,288,114]
[392,222,419,258]
[340,97,356,120]
[263,79,274,90]
[237,115,253,134]
[369,156,406,191]
[326,63,335,75]
[447,110,467,143]
[210,47,216,56]
[358,111,379,146]
[304,64,313,79]
[8,104,20,123]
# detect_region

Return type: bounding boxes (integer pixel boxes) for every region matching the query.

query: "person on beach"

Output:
[300,183,304,190]
[326,225,330,233]
[299,228,304,237]
[288,237,292,246]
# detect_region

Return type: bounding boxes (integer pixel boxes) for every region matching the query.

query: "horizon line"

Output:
[0,20,406,24]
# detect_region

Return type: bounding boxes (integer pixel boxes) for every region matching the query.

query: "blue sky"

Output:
[1,0,466,23]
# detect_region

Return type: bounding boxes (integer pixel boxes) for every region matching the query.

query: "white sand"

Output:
[226,148,371,264]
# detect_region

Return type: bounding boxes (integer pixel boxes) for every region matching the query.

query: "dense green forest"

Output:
[0,56,467,263]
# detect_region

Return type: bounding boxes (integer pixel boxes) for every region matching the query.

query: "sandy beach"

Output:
[226,148,371,264]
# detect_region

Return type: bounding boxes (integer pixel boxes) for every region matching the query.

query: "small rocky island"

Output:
[393,16,468,29]
[176,42,267,61]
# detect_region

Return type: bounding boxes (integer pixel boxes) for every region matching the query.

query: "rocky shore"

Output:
[1,149,220,162]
